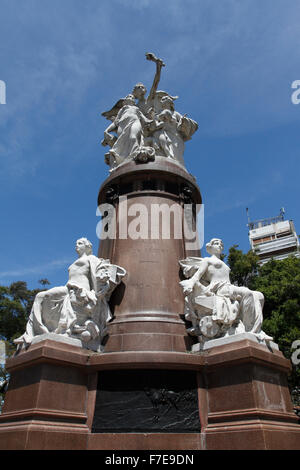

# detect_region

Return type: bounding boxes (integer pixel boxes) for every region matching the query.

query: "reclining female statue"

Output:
[15,237,126,351]
[179,238,272,346]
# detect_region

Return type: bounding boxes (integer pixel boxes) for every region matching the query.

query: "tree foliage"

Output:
[227,247,300,405]
[227,244,260,287]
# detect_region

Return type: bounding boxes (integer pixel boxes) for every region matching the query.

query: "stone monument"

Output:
[0,53,299,450]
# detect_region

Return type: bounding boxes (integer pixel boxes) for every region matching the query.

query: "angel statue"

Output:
[132,52,165,116]
[147,94,198,166]
[179,238,272,348]
[14,237,126,352]
[102,52,165,123]
[102,94,156,170]
[101,53,165,170]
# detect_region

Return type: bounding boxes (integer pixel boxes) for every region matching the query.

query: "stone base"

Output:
[0,337,299,450]
[31,332,102,352]
[192,332,279,352]
[31,332,82,348]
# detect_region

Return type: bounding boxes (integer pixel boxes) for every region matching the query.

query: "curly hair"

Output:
[76,237,93,255]
[206,238,223,254]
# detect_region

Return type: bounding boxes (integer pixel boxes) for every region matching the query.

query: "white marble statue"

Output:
[132,52,165,117]
[102,94,155,169]
[179,238,272,348]
[14,238,126,352]
[149,95,198,166]
[101,52,198,171]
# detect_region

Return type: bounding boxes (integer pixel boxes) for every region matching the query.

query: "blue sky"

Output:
[0,0,300,289]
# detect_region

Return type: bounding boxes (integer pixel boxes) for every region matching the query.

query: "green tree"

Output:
[227,246,300,406]
[250,257,300,403]
[227,244,260,286]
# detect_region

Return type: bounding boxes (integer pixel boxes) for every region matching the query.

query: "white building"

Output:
[248,209,300,265]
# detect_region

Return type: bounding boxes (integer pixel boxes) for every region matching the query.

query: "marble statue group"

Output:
[101,52,198,171]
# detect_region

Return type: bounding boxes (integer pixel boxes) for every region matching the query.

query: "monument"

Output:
[0,53,299,450]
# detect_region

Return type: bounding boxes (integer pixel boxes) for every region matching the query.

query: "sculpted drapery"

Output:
[102,95,154,169]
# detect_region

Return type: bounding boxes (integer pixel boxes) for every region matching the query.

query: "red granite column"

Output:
[97,158,202,353]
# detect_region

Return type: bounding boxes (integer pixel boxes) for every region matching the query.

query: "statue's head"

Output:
[206,238,224,256]
[160,95,175,111]
[76,237,93,256]
[132,83,147,100]
[124,94,136,106]
[158,109,173,122]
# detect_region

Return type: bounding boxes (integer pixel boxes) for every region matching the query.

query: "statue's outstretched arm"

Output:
[146,52,165,103]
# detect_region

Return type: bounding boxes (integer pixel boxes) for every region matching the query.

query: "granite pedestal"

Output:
[0,334,299,450]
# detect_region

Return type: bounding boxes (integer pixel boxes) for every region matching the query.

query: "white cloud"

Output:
[0,257,72,279]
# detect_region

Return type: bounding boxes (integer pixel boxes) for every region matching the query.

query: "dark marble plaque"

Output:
[91,369,200,433]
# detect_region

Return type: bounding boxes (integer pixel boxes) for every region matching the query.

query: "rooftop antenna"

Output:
[246,207,251,226]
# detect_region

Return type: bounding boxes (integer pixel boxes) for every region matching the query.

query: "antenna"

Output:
[246,207,251,226]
